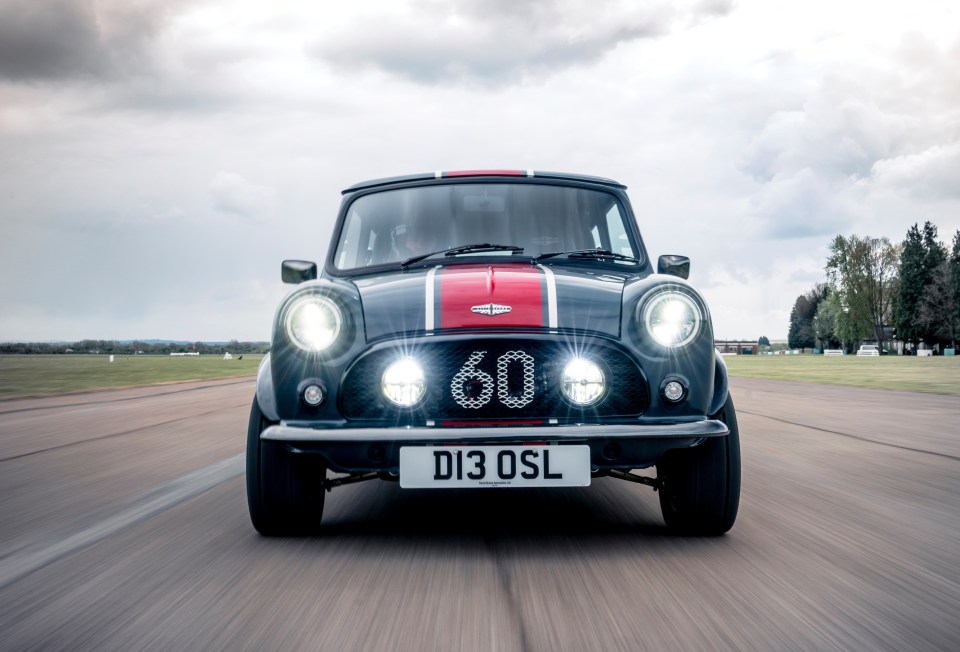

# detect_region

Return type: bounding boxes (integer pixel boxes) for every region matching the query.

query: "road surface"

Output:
[1,377,958,651]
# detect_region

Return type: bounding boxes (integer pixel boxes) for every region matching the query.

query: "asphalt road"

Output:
[1,377,958,651]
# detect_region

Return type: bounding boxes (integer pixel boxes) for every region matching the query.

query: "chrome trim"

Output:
[471,303,512,316]
[261,420,728,442]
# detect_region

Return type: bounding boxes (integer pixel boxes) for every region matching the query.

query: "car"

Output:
[247,170,740,536]
[856,345,880,356]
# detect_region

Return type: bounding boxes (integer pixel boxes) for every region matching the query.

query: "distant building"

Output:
[715,340,759,355]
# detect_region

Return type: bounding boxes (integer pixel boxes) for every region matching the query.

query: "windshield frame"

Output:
[325,177,650,278]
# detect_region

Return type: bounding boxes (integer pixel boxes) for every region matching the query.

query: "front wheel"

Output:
[657,395,741,535]
[246,397,327,536]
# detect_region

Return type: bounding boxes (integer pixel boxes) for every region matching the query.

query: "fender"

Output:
[707,352,730,417]
[256,353,280,421]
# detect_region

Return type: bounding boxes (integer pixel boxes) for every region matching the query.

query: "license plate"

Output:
[399,445,590,488]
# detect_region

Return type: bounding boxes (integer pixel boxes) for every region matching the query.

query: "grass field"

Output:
[2,352,958,399]
[724,354,960,395]
[0,354,263,399]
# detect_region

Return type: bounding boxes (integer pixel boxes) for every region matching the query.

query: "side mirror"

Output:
[657,255,690,280]
[281,260,318,284]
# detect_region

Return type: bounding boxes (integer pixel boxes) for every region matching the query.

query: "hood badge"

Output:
[471,303,512,316]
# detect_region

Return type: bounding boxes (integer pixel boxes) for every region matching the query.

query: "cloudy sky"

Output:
[1,0,958,342]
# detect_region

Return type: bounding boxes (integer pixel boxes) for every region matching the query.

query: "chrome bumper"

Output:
[261,420,728,443]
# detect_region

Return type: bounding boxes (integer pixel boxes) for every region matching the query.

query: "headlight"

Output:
[382,357,426,407]
[561,358,605,406]
[284,295,342,352]
[643,291,702,347]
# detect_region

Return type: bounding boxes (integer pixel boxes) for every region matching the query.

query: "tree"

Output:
[813,296,841,349]
[952,231,960,347]
[919,262,957,347]
[825,234,898,347]
[920,230,960,349]
[758,335,770,347]
[788,283,829,349]
[894,222,946,345]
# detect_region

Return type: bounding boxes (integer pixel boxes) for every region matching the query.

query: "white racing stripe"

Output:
[536,264,558,330]
[0,453,244,590]
[425,265,441,333]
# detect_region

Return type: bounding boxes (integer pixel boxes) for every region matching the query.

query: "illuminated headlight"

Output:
[561,358,605,406]
[643,292,702,348]
[284,295,342,352]
[382,357,426,407]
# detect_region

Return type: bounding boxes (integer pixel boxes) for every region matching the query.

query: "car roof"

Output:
[342,170,627,194]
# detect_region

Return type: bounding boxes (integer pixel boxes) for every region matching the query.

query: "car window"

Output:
[333,183,641,270]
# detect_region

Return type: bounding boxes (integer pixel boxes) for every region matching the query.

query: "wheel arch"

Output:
[256,353,280,421]
[707,352,729,417]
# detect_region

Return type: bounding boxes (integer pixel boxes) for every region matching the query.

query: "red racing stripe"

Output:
[438,264,543,328]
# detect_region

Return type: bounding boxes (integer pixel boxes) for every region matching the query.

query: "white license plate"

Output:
[399,445,590,488]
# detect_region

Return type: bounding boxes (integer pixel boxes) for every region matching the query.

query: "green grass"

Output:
[4,352,957,400]
[0,354,263,399]
[724,354,960,395]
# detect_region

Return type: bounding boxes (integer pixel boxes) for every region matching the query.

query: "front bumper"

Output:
[261,420,728,473]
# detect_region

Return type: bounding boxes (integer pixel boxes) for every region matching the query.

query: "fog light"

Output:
[561,358,605,406]
[661,379,687,403]
[382,357,426,407]
[303,384,324,406]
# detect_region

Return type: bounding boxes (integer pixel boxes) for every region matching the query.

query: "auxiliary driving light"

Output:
[643,291,702,348]
[382,357,426,407]
[561,358,605,406]
[285,295,342,352]
[661,379,687,404]
[302,384,324,406]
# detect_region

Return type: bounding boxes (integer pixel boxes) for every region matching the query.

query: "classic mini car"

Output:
[247,170,740,536]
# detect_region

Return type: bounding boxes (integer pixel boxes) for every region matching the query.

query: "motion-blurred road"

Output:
[1,377,958,651]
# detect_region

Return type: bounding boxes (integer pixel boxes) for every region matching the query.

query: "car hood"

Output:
[353,263,629,341]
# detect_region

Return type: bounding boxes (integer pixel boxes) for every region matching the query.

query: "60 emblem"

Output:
[451,350,535,409]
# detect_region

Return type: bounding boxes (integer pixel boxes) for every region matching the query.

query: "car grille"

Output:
[339,338,648,423]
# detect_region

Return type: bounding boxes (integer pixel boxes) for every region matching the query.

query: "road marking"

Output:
[0,453,244,590]
[0,378,255,415]
[0,402,249,463]
[740,410,960,462]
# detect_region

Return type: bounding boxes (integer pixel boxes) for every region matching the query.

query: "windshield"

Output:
[332,183,641,271]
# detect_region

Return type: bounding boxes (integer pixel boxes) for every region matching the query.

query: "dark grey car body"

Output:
[247,170,740,536]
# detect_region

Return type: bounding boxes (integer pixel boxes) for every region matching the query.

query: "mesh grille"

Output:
[340,338,648,423]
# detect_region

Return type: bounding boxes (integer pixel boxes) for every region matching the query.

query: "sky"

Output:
[1,0,958,342]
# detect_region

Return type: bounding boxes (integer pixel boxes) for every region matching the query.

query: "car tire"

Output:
[657,394,741,536]
[246,397,327,536]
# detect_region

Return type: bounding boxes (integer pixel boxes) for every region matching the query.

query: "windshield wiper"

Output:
[401,244,523,268]
[533,248,639,264]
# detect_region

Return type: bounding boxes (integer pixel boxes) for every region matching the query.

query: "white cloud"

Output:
[309,0,732,85]
[209,171,277,222]
[870,141,960,200]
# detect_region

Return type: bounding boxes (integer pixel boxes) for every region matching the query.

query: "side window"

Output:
[366,230,378,264]
[336,209,363,268]
[605,205,635,257]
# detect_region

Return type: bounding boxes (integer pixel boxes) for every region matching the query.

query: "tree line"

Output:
[789,222,960,352]
[0,340,270,355]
